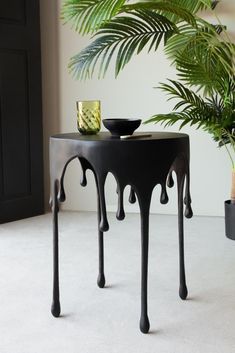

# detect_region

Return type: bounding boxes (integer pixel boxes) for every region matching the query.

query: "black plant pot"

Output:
[225,200,235,240]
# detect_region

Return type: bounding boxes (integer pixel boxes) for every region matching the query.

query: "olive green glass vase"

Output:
[76,100,101,135]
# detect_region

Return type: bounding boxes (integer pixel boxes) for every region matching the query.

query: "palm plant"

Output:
[61,0,235,201]
[145,5,235,200]
[61,0,207,78]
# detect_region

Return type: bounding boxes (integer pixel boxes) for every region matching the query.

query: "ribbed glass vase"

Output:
[76,100,101,135]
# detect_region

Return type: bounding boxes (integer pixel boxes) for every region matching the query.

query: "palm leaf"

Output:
[145,79,235,147]
[141,0,213,11]
[163,18,235,96]
[68,10,177,79]
[157,80,215,118]
[175,39,234,95]
[175,0,214,14]
[122,1,197,27]
[61,0,126,34]
[164,24,198,60]
[153,0,213,24]
[173,0,213,12]
[145,79,216,130]
[164,20,224,61]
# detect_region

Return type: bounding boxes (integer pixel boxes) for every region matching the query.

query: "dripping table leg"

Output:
[97,229,105,288]
[97,176,109,232]
[139,208,150,334]
[95,175,105,288]
[51,182,61,317]
[178,176,188,300]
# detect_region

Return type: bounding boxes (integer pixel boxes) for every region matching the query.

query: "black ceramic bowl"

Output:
[102,118,141,137]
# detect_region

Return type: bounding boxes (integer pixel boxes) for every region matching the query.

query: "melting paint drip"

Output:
[185,204,193,218]
[79,157,89,187]
[116,185,125,220]
[58,184,66,202]
[129,187,136,204]
[79,158,88,187]
[80,168,87,187]
[160,185,169,204]
[184,172,193,218]
[99,217,109,232]
[98,176,109,232]
[167,171,174,188]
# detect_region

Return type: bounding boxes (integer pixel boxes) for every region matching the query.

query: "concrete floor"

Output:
[0,211,235,353]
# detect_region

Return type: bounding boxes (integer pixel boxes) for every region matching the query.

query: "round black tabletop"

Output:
[51,131,189,142]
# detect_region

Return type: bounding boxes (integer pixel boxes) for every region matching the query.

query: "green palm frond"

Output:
[68,10,177,79]
[164,24,198,60]
[145,79,235,147]
[164,18,235,86]
[164,21,219,60]
[61,0,126,34]
[174,0,213,12]
[161,80,208,110]
[122,1,197,27]
[221,78,235,105]
[152,0,213,24]
[164,19,228,62]
[175,39,234,95]
[141,0,213,11]
[146,80,215,128]
[163,19,235,95]
[175,49,223,95]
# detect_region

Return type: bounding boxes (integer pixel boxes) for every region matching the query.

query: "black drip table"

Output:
[49,132,193,333]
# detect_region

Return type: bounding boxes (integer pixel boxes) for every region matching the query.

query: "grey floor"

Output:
[0,211,235,353]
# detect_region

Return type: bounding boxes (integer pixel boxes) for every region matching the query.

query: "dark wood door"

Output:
[0,0,44,223]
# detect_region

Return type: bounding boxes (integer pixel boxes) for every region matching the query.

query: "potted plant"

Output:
[61,0,235,238]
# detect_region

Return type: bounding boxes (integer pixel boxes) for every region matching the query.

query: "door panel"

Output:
[0,0,44,223]
[0,1,25,23]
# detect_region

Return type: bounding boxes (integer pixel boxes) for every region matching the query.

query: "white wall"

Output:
[42,0,235,216]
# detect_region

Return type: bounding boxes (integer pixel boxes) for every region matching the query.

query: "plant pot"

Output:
[225,200,235,240]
